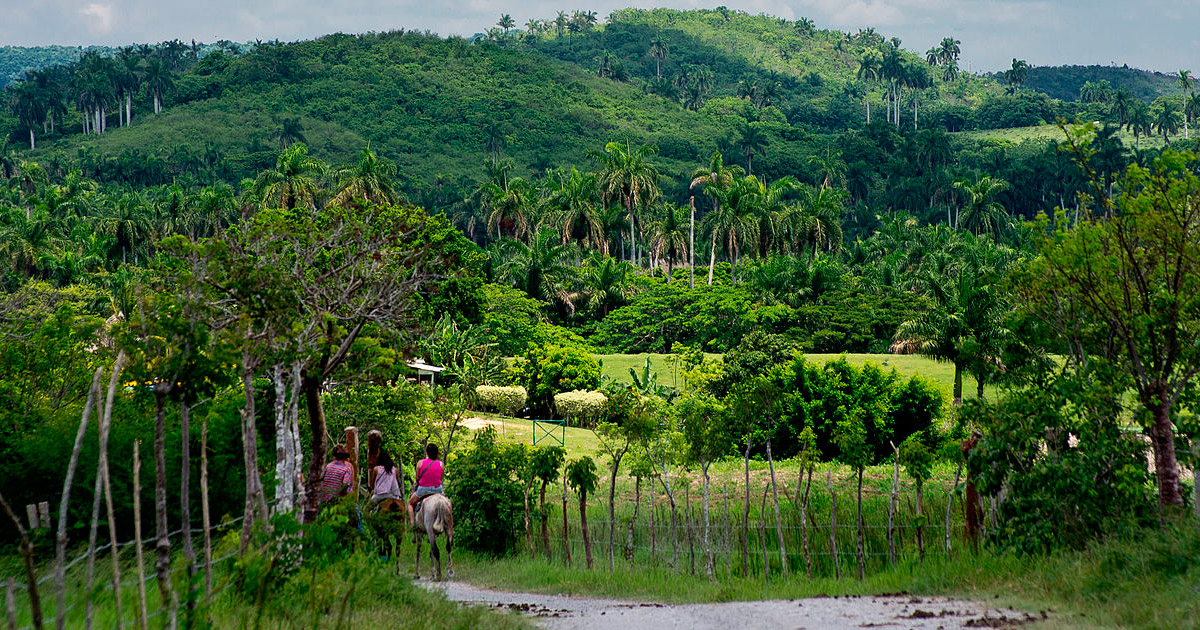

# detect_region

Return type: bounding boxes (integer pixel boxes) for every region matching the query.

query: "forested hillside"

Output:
[1023,64,1186,102]
[0,45,117,88]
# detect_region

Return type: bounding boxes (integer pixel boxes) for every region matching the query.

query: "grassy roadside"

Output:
[444,519,1200,630]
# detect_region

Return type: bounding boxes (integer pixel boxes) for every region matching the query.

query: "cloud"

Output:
[79,2,115,34]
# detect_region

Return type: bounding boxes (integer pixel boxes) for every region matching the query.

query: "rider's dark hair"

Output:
[378,450,394,474]
[425,443,439,460]
[332,445,349,460]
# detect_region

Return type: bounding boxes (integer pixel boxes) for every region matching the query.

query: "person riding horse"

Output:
[408,443,444,525]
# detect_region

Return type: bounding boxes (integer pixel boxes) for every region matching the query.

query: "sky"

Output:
[2,0,1198,73]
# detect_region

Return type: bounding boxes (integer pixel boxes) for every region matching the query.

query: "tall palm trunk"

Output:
[707,234,717,286]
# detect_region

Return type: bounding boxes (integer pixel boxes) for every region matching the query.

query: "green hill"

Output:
[1022,64,1185,102]
[0,45,117,87]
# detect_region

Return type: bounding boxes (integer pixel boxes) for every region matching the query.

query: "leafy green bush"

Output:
[553,390,607,426]
[474,385,528,416]
[509,345,601,415]
[447,427,525,555]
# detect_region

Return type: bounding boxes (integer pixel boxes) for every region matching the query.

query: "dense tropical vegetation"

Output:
[1,7,1199,630]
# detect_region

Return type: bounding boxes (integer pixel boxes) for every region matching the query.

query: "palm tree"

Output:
[1003,58,1029,94]
[498,14,516,39]
[1127,103,1153,149]
[554,11,569,39]
[329,146,399,206]
[690,150,742,284]
[593,142,660,265]
[577,254,635,317]
[276,117,307,148]
[649,38,669,80]
[252,143,328,210]
[938,37,961,67]
[543,166,605,253]
[646,202,689,281]
[494,228,579,312]
[188,183,236,238]
[925,47,940,85]
[953,176,1009,236]
[809,148,846,190]
[1178,70,1193,140]
[142,56,173,114]
[856,51,881,124]
[1185,93,1200,144]
[115,48,143,126]
[1112,88,1135,127]
[736,123,767,175]
[701,174,760,282]
[880,46,904,125]
[1154,101,1181,143]
[103,192,153,264]
[478,160,535,241]
[8,82,45,149]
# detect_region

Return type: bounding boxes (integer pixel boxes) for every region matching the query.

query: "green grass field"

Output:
[596,352,995,400]
[956,123,1173,150]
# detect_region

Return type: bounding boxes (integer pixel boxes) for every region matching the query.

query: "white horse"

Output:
[413,494,454,580]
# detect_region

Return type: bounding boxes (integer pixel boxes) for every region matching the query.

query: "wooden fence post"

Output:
[0,488,41,630]
[133,441,149,630]
[827,472,839,580]
[649,487,656,563]
[25,505,38,531]
[946,460,963,555]
[799,466,813,578]
[5,579,16,630]
[200,418,213,600]
[100,354,124,626]
[344,427,360,493]
[722,481,732,579]
[759,484,770,584]
[685,481,694,576]
[84,461,105,630]
[561,469,572,568]
[888,441,899,566]
[366,431,382,492]
[37,504,49,530]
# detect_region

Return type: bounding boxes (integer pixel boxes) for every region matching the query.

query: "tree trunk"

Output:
[741,440,751,577]
[827,472,839,580]
[180,401,196,625]
[127,92,132,126]
[537,479,551,558]
[649,486,656,562]
[946,461,963,553]
[723,481,732,579]
[707,234,717,286]
[274,365,294,512]
[952,362,963,404]
[759,484,770,582]
[864,88,870,124]
[855,468,865,580]
[55,368,103,630]
[1150,401,1184,507]
[580,492,593,569]
[0,491,41,630]
[701,467,713,579]
[765,440,787,576]
[84,453,104,630]
[916,484,925,561]
[888,443,900,566]
[523,476,533,551]
[800,467,812,578]
[153,391,178,630]
[606,454,623,570]
[239,363,268,553]
[685,481,694,576]
[133,441,149,630]
[99,356,124,626]
[200,416,213,600]
[689,197,695,290]
[625,478,641,565]
[302,374,328,523]
[28,128,35,151]
[562,470,572,567]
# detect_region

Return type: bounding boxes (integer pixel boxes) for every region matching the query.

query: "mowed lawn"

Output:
[596,352,995,400]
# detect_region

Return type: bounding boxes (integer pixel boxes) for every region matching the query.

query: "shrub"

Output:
[553,390,607,426]
[474,385,528,416]
[447,427,525,555]
[509,345,600,415]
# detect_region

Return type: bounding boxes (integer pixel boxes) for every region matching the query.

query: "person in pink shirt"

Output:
[407,442,444,525]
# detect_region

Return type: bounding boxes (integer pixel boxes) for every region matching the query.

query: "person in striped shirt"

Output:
[319,446,354,504]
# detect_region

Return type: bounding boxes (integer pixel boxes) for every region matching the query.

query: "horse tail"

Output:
[433,501,446,534]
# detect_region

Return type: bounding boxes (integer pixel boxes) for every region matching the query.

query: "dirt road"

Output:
[424,580,1042,629]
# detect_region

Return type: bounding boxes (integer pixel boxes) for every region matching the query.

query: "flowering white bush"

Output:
[475,385,528,415]
[553,390,607,426]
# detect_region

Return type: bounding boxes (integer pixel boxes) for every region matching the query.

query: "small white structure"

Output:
[406,359,445,386]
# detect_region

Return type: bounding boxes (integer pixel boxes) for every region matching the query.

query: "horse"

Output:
[412,493,454,580]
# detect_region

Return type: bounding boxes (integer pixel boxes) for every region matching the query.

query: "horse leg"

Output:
[414,528,423,579]
[429,531,441,581]
[446,527,455,578]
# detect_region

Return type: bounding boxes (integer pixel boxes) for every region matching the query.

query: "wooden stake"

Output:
[946,461,963,555]
[827,472,839,580]
[25,505,37,531]
[100,354,125,627]
[5,579,16,630]
[888,441,899,566]
[56,367,104,630]
[765,440,787,576]
[180,401,195,626]
[759,484,771,583]
[83,462,104,630]
[649,486,656,563]
[133,441,149,630]
[0,491,41,630]
[722,481,732,579]
[685,480,694,576]
[200,417,213,600]
[800,466,813,578]
[561,469,572,568]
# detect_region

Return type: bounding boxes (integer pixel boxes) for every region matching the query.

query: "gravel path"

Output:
[423,580,1043,629]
